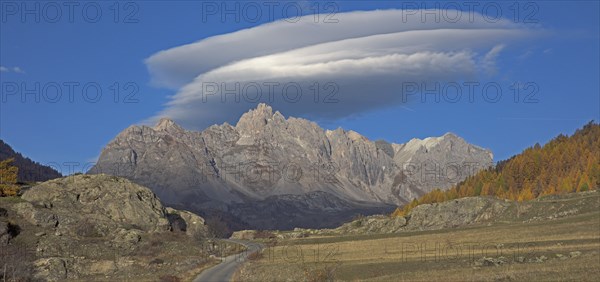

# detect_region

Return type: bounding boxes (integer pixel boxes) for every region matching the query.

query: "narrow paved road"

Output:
[193,239,263,282]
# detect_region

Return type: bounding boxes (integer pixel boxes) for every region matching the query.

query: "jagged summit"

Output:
[154,117,183,132]
[236,103,285,128]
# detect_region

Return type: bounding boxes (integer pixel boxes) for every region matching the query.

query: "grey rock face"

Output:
[405,197,510,230]
[3,174,211,280]
[20,174,171,234]
[90,103,492,229]
[165,207,209,238]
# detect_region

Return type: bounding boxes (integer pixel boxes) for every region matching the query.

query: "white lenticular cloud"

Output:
[144,9,537,130]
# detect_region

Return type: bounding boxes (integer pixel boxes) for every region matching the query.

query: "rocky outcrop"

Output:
[165,207,209,238]
[89,103,492,230]
[17,174,171,234]
[341,197,509,234]
[333,215,408,234]
[406,197,510,230]
[1,174,212,281]
[289,191,600,237]
[230,230,258,240]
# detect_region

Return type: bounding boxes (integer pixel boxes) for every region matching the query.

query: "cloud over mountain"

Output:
[145,9,536,130]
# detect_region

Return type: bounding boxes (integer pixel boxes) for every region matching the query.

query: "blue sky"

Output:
[1,1,598,174]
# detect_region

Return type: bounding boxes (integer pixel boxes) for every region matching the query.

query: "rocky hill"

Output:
[0,174,218,281]
[0,140,62,183]
[89,103,492,230]
[253,189,600,239]
[392,121,600,217]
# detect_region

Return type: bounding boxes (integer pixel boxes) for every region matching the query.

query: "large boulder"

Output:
[406,197,510,230]
[165,207,209,238]
[334,215,408,234]
[13,202,58,228]
[20,174,171,234]
[1,174,211,281]
[230,230,257,240]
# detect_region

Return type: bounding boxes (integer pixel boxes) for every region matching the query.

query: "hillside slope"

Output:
[394,121,599,216]
[0,140,62,183]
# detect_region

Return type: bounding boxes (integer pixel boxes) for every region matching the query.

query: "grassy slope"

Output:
[234,191,600,281]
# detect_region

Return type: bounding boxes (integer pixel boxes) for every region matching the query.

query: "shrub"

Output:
[351,214,365,227]
[302,264,338,282]
[0,158,19,197]
[0,242,34,281]
[205,216,230,238]
[167,213,187,232]
[247,251,263,261]
[158,275,180,282]
[254,230,275,239]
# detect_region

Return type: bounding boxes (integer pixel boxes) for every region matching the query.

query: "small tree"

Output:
[205,216,230,238]
[0,158,19,197]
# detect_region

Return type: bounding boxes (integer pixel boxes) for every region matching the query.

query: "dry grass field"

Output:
[234,192,600,281]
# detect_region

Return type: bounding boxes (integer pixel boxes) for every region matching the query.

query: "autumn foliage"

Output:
[0,158,19,196]
[392,121,600,217]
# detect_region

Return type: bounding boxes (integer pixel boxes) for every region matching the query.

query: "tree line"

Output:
[393,121,600,217]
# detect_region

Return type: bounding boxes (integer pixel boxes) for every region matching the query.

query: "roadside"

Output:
[193,239,263,282]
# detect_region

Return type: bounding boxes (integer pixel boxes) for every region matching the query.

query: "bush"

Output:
[0,159,19,197]
[158,275,180,282]
[254,230,275,239]
[350,214,365,227]
[205,216,230,238]
[0,242,34,281]
[167,213,187,232]
[302,264,338,282]
[149,258,164,265]
[247,251,263,261]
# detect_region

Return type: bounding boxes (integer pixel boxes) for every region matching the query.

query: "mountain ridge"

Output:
[89,103,493,230]
[0,140,62,183]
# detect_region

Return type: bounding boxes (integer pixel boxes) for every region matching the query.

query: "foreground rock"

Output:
[16,174,171,235]
[0,174,215,281]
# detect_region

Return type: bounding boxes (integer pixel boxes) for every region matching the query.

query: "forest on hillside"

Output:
[0,140,62,183]
[394,121,600,216]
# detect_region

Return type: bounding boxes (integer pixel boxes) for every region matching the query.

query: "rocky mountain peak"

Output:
[235,103,287,136]
[237,103,273,124]
[400,132,466,153]
[154,117,183,132]
[346,130,367,142]
[443,132,459,138]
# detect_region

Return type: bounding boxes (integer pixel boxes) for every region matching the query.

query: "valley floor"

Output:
[233,192,600,281]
